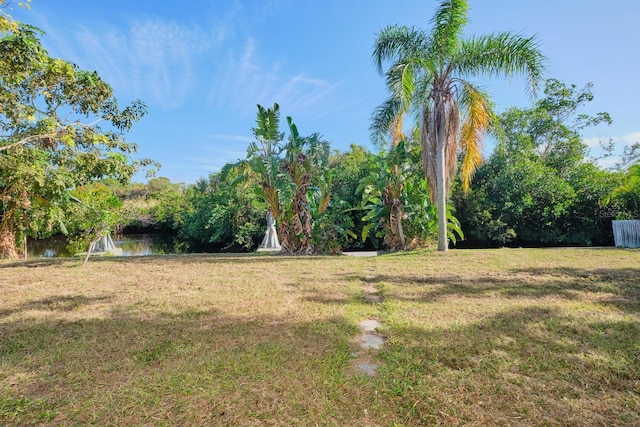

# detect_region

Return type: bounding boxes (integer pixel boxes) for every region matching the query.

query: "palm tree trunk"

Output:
[436,116,448,252]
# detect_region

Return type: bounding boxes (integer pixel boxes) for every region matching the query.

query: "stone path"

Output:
[342,251,384,257]
[352,267,387,376]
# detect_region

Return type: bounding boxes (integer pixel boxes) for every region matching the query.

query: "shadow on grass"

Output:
[512,267,640,312]
[344,266,639,311]
[378,305,640,425]
[0,295,112,318]
[0,309,359,425]
[0,258,74,269]
[301,294,354,305]
[0,253,338,269]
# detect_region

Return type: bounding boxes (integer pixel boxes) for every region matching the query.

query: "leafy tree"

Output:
[0,22,152,257]
[372,0,544,251]
[278,117,331,254]
[99,177,187,233]
[65,181,125,256]
[246,103,285,228]
[178,166,265,252]
[607,163,640,219]
[143,177,188,232]
[326,144,373,250]
[455,79,620,246]
[360,141,409,249]
[498,79,612,175]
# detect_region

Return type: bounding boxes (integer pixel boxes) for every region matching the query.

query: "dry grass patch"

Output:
[1,249,638,425]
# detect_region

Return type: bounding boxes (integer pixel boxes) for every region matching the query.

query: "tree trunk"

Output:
[436,120,448,252]
[394,202,406,250]
[0,218,19,259]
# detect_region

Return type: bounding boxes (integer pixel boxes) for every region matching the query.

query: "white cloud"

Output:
[584,131,640,146]
[582,136,606,148]
[208,38,344,118]
[595,156,619,169]
[584,131,640,169]
[621,132,640,144]
[584,131,640,149]
[68,18,227,110]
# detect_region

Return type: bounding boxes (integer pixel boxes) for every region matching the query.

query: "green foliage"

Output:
[173,143,378,254]
[607,163,640,219]
[144,178,188,231]
[244,104,334,254]
[178,166,265,252]
[278,116,332,254]
[0,21,153,257]
[454,79,620,246]
[372,0,545,251]
[457,155,576,245]
[64,182,124,254]
[325,145,375,250]
[359,139,462,250]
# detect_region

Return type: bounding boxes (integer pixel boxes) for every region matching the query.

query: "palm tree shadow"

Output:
[343,266,639,311]
[379,305,639,424]
[510,267,640,312]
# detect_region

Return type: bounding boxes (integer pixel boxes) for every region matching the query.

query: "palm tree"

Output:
[372,0,545,251]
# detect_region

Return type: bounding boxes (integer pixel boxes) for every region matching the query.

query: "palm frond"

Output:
[430,0,469,60]
[458,83,493,191]
[370,97,403,145]
[403,68,416,112]
[390,112,406,148]
[456,32,546,98]
[372,25,430,74]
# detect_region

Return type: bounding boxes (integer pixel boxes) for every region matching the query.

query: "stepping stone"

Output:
[364,294,383,303]
[355,362,381,376]
[361,333,386,350]
[359,319,381,332]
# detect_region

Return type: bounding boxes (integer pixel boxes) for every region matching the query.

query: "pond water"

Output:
[26,234,177,258]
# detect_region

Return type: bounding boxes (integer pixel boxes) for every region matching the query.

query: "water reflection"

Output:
[114,234,176,256]
[27,234,176,258]
[28,235,73,258]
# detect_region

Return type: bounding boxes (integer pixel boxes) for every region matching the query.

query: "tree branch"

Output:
[0,131,63,152]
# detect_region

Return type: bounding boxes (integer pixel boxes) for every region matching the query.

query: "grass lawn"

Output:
[1,248,638,426]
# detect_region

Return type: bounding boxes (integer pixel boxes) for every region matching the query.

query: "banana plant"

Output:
[243,103,332,254]
[359,140,463,250]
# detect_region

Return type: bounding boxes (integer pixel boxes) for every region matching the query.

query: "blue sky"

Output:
[11,0,640,183]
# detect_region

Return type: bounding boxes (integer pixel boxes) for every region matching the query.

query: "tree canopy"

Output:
[454,79,620,247]
[0,20,152,257]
